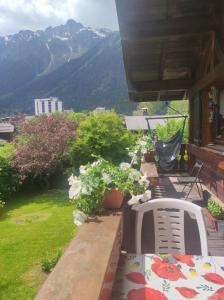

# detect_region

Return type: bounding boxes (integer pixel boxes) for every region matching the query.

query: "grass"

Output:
[0,189,75,300]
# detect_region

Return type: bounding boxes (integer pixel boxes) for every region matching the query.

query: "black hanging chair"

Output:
[146,103,188,171]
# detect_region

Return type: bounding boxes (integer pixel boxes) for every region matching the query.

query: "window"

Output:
[215,90,224,140]
[42,101,45,113]
[48,101,52,113]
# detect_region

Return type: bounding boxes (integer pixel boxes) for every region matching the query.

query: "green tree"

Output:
[70,111,135,167]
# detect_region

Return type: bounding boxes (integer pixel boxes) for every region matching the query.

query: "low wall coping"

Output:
[35,211,122,300]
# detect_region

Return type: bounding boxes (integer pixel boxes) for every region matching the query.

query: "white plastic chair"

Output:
[132,198,208,256]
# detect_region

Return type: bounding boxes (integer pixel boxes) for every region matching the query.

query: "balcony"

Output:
[35,167,224,300]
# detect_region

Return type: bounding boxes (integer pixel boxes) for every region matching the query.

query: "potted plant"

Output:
[207,199,224,237]
[128,135,153,166]
[68,158,149,226]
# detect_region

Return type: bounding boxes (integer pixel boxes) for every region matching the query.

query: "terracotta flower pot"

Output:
[144,150,156,162]
[102,188,124,209]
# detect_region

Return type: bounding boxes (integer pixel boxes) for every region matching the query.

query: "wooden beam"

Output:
[131,79,193,92]
[129,91,185,102]
[188,62,224,97]
[119,15,221,41]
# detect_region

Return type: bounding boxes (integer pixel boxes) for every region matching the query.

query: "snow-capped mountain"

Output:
[0,19,111,96]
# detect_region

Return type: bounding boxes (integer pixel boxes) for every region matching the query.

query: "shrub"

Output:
[12,114,77,184]
[41,250,62,273]
[0,200,5,212]
[208,199,224,220]
[70,111,135,167]
[0,143,18,201]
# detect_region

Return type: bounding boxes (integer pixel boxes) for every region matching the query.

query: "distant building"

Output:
[125,116,166,132]
[93,107,106,115]
[0,123,14,141]
[34,97,63,116]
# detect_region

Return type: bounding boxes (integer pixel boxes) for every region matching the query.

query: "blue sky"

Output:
[0,0,119,36]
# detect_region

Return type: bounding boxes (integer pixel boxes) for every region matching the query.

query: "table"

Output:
[112,254,224,300]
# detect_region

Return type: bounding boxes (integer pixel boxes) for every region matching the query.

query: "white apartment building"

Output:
[34,97,63,116]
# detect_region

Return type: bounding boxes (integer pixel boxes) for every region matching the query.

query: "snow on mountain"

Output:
[0,20,112,96]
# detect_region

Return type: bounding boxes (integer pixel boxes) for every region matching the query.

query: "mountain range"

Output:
[0,20,136,114]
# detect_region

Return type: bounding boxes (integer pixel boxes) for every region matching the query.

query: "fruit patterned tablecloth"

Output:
[112,254,224,300]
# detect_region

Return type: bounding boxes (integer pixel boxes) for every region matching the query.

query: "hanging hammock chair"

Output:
[146,104,187,171]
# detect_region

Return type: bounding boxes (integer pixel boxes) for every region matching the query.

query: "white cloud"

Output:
[0,0,118,36]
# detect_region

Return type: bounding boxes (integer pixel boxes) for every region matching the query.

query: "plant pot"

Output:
[144,150,155,162]
[217,220,224,238]
[102,188,124,209]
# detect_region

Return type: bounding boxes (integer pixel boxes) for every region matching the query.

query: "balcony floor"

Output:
[112,175,224,299]
[122,174,224,257]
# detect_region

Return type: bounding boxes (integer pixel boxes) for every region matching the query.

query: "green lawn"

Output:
[0,190,75,300]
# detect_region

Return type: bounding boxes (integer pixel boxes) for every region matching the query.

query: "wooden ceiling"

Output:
[115,0,223,101]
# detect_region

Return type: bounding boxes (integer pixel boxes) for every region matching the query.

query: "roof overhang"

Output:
[115,0,223,101]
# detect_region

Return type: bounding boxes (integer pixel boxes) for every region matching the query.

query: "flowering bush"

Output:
[68,158,149,225]
[12,114,77,184]
[128,135,153,167]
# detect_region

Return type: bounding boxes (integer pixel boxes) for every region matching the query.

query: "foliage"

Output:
[70,111,136,167]
[133,101,168,116]
[133,100,189,116]
[0,143,15,160]
[208,199,224,220]
[166,100,189,115]
[0,190,74,300]
[12,114,77,183]
[68,158,148,216]
[155,118,189,144]
[41,250,62,273]
[66,111,87,122]
[0,144,18,201]
[128,135,153,167]
[0,200,5,212]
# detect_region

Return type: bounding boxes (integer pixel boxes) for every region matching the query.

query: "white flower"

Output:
[128,151,134,158]
[73,210,88,226]
[120,162,131,169]
[68,174,75,186]
[129,168,142,181]
[79,165,87,175]
[102,173,111,184]
[128,190,152,206]
[69,178,82,199]
[91,159,102,167]
[139,140,147,146]
[81,184,91,195]
[141,147,147,154]
[128,194,142,206]
[139,174,149,187]
[142,190,152,202]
